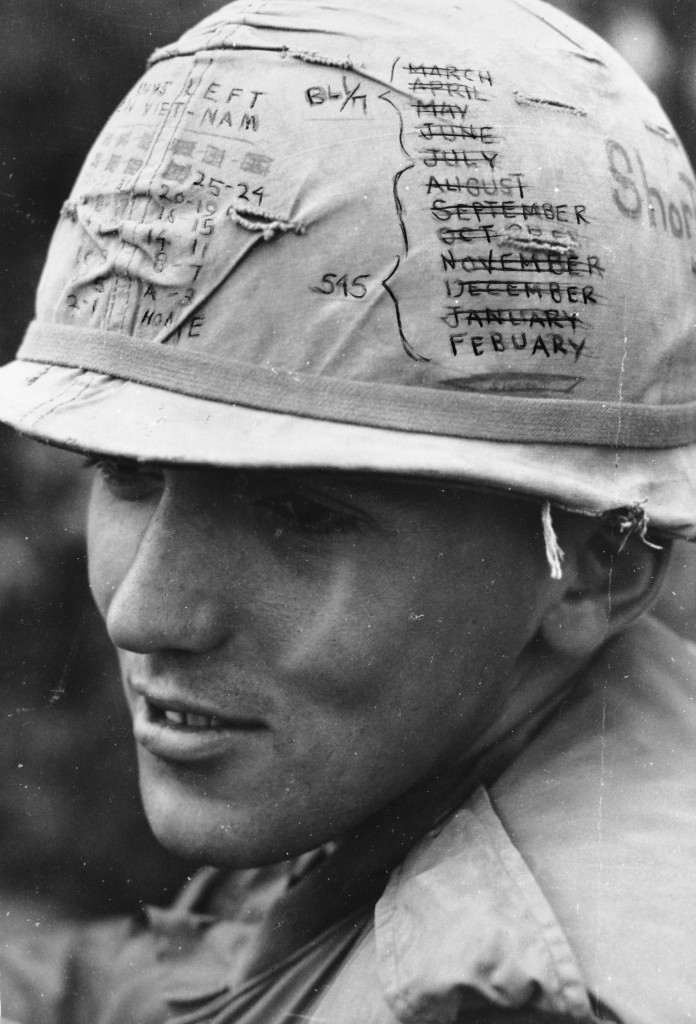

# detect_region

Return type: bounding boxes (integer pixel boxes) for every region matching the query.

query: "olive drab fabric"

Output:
[0,0,696,535]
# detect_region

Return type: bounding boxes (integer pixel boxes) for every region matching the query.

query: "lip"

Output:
[128,684,268,764]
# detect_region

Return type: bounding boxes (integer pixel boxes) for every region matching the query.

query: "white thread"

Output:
[542,501,565,580]
[293,50,354,69]
[226,205,305,240]
[607,504,663,551]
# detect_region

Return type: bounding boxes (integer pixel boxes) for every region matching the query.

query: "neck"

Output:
[207,654,586,978]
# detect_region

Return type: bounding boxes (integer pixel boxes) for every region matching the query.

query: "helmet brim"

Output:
[3,358,695,540]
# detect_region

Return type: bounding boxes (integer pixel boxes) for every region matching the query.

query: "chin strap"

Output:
[542,501,565,581]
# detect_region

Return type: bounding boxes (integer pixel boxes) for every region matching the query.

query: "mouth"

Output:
[159,709,222,728]
[130,688,268,763]
[147,697,240,731]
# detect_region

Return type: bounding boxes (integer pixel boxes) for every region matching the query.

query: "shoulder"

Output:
[0,869,222,1024]
[372,620,696,1024]
[490,618,696,1024]
[0,909,139,1024]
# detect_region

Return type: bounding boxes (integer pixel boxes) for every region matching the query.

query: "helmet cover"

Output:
[3,0,696,535]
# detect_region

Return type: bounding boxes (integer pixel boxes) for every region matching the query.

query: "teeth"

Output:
[186,713,212,728]
[160,708,222,729]
[164,710,186,725]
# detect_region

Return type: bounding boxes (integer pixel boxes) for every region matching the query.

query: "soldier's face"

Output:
[88,463,553,865]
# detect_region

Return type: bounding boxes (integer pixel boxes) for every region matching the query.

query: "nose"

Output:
[97,480,234,655]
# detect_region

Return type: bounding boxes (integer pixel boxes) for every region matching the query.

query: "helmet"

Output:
[1,0,695,537]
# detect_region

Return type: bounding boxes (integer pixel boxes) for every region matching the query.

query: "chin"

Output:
[136,753,327,868]
[147,813,248,867]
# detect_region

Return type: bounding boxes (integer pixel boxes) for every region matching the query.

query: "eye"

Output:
[255,493,364,537]
[85,457,164,502]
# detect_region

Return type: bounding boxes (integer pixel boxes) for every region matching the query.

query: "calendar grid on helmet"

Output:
[1,0,695,538]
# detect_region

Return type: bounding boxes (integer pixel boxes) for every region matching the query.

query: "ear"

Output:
[540,519,673,660]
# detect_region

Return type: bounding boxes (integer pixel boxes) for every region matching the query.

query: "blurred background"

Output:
[0,0,695,921]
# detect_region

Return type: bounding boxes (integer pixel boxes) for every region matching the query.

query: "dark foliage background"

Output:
[0,0,694,919]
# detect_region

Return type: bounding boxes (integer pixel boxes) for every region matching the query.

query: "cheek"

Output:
[269,548,476,711]
[259,574,369,720]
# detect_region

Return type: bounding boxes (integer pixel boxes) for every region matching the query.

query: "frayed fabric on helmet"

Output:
[1,0,696,536]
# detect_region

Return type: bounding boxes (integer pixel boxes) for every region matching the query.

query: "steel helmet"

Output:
[1,0,695,537]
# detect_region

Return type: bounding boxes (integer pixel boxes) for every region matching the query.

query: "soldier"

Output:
[0,1,695,1021]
